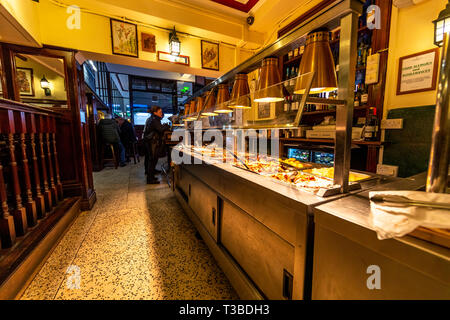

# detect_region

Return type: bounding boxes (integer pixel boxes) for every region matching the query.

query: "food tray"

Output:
[301,167,373,183]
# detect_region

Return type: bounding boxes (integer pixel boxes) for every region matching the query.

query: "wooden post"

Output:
[0,164,16,248]
[7,111,27,236]
[50,117,63,200]
[44,116,57,205]
[16,112,37,227]
[26,113,46,218]
[36,115,52,210]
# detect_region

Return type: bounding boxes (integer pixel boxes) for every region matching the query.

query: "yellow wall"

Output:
[383,0,445,117]
[15,57,67,101]
[35,0,248,74]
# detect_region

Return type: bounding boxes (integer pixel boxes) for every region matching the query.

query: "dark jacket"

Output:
[119,120,137,145]
[143,114,169,142]
[98,119,120,144]
[143,114,170,157]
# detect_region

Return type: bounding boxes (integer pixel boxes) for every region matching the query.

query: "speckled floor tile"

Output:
[20,161,238,300]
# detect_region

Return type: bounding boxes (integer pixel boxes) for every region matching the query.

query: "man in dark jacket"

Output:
[116,117,137,162]
[98,114,126,167]
[143,106,170,184]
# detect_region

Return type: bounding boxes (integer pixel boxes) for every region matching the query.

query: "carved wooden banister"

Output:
[0,98,64,249]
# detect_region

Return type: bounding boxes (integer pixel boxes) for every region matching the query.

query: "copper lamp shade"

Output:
[202,89,218,116]
[186,100,197,121]
[229,73,251,109]
[196,96,208,118]
[294,30,338,94]
[254,57,284,103]
[214,84,233,114]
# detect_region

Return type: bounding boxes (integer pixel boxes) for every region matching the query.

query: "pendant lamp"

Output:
[254,57,284,103]
[294,29,338,94]
[214,84,233,113]
[201,89,218,116]
[229,73,251,109]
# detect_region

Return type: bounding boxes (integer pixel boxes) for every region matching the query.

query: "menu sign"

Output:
[397,48,439,95]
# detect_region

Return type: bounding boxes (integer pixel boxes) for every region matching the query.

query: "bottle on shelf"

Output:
[360,83,369,105]
[354,84,361,108]
[288,50,294,60]
[289,67,297,87]
[357,39,363,67]
[361,107,379,141]
[286,66,291,82]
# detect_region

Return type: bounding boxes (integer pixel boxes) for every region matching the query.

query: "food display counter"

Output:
[312,174,450,299]
[171,0,450,301]
[172,145,398,300]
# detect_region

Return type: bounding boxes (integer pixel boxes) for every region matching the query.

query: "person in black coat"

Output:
[116,117,137,162]
[143,106,170,184]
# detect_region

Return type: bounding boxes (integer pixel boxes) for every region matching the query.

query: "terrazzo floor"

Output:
[20,160,238,300]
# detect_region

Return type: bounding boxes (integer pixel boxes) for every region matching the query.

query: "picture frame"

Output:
[157,51,190,66]
[16,67,35,96]
[201,40,219,71]
[141,32,156,53]
[397,48,439,96]
[110,19,138,58]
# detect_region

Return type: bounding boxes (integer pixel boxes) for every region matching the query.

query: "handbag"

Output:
[149,133,167,158]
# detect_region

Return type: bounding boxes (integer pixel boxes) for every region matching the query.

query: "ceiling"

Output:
[210,0,261,13]
[0,4,40,47]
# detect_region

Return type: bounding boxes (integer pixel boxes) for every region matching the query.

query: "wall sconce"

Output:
[434,0,450,47]
[169,27,181,56]
[40,75,51,96]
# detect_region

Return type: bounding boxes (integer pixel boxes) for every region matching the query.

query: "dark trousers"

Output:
[144,141,158,179]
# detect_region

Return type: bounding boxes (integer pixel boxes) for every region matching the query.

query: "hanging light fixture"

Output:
[229,73,251,109]
[40,75,51,96]
[195,96,208,118]
[185,100,197,121]
[183,103,190,120]
[214,84,233,113]
[254,57,284,103]
[434,0,450,47]
[294,29,338,94]
[169,27,181,56]
[201,89,218,116]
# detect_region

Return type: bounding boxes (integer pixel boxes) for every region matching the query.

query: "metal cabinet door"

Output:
[220,199,295,300]
[187,172,218,241]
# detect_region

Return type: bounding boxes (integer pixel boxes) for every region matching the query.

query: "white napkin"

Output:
[369,191,450,240]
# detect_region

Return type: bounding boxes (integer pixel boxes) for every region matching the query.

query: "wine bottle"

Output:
[360,84,369,105]
[362,107,378,141]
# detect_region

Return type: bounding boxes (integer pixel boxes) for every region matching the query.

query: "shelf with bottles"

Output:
[284,54,303,66]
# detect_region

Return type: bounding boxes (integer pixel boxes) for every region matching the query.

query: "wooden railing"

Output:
[0,98,64,249]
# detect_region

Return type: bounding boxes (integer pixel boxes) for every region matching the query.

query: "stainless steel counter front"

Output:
[312,174,450,299]
[172,147,407,300]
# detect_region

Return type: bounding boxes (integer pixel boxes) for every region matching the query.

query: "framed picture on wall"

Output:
[16,67,35,96]
[141,32,156,53]
[397,48,440,95]
[201,40,219,71]
[110,19,138,58]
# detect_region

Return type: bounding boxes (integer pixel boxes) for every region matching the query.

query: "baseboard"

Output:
[0,197,81,300]
[81,189,97,211]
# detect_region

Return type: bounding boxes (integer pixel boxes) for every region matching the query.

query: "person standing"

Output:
[143,106,170,184]
[98,114,126,167]
[116,117,137,162]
